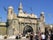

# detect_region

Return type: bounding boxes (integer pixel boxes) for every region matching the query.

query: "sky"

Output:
[0,0,53,24]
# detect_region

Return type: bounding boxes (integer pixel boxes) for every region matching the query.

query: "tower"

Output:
[7,6,14,26]
[39,12,45,33]
[40,12,45,22]
[7,6,14,20]
[18,2,23,16]
[7,6,14,35]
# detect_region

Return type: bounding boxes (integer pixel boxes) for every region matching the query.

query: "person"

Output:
[45,34,48,40]
[4,35,7,39]
[41,33,46,40]
[50,32,53,40]
[16,36,19,39]
[29,33,33,40]
[47,35,50,40]
[34,34,38,40]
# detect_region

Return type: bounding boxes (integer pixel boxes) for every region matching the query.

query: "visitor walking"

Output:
[34,34,39,40]
[50,32,53,40]
[41,33,46,40]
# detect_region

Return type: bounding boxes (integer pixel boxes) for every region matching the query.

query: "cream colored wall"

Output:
[17,17,38,34]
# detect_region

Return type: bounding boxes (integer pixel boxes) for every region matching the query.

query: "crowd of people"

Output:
[0,30,53,40]
[33,32,53,40]
[23,31,53,40]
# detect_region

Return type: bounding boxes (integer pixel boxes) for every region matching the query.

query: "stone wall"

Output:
[0,27,7,35]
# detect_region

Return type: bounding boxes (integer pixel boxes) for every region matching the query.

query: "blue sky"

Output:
[0,0,53,24]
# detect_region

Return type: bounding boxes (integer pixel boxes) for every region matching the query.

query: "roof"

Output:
[18,12,38,18]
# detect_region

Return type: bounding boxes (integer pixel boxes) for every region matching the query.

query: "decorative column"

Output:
[39,22,45,33]
[8,26,14,36]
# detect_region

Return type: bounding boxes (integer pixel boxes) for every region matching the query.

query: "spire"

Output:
[18,2,23,10]
[18,2,23,14]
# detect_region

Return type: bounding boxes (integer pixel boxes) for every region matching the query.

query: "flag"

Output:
[0,16,2,22]
[3,7,7,11]
[30,7,32,11]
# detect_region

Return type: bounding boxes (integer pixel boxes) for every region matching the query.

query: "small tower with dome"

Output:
[40,12,45,22]
[7,6,14,20]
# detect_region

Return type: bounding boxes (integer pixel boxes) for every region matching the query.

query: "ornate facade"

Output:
[7,2,45,35]
[0,2,46,35]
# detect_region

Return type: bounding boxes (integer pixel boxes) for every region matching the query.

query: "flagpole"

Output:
[0,16,2,22]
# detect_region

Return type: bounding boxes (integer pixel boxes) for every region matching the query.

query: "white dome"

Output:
[41,12,44,14]
[8,6,13,9]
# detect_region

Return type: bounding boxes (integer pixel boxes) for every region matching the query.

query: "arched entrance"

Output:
[23,25,33,36]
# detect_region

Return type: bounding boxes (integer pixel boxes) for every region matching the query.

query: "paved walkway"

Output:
[0,38,29,40]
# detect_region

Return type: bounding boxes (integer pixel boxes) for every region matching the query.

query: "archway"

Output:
[23,25,33,36]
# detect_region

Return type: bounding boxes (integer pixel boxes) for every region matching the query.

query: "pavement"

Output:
[0,38,29,40]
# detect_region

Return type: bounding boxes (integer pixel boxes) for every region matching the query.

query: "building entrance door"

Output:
[23,25,33,36]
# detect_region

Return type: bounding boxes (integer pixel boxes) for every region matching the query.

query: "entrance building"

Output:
[7,2,45,35]
[0,2,46,35]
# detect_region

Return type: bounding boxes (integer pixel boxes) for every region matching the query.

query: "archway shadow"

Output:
[23,25,33,36]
